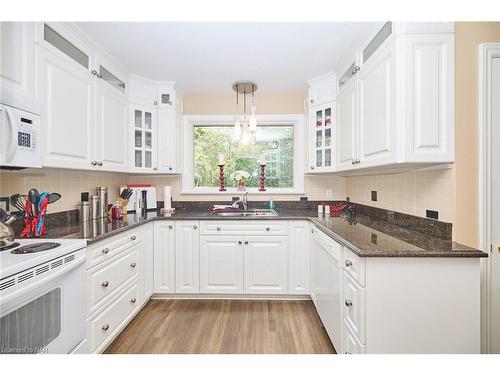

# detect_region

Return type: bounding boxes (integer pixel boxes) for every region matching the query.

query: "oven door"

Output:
[0,250,86,354]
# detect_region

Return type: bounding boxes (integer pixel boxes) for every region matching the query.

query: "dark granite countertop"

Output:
[22,208,487,258]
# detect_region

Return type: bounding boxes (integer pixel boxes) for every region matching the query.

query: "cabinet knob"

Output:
[130,298,137,304]
[352,66,360,75]
[91,160,97,166]
[97,73,102,78]
[153,167,158,171]
[97,161,103,166]
[217,226,221,231]
[310,166,315,170]
[310,99,315,104]
[153,101,158,105]
[345,299,353,307]
[345,259,353,267]
[102,281,109,288]
[244,240,249,245]
[101,324,110,331]
[131,235,136,241]
[345,351,352,354]
[91,70,98,76]
[238,240,242,245]
[193,224,198,229]
[168,224,173,229]
[130,262,136,269]
[266,226,270,231]
[101,248,109,255]
[168,167,173,171]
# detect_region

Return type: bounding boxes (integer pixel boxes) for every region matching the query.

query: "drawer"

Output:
[88,245,140,313]
[343,318,366,354]
[342,271,366,343]
[87,228,143,268]
[200,221,288,236]
[88,283,140,353]
[343,247,366,286]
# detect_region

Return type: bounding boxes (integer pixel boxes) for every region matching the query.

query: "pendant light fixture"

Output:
[232,81,257,144]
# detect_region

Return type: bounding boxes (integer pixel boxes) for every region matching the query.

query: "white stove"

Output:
[0,239,87,354]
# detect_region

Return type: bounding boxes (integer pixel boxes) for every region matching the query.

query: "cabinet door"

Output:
[310,102,336,172]
[130,105,156,173]
[141,224,154,303]
[37,47,96,170]
[95,80,128,172]
[157,108,176,173]
[288,221,310,294]
[0,22,38,113]
[200,236,244,294]
[244,236,288,294]
[153,221,175,293]
[403,34,454,163]
[336,77,357,170]
[175,221,200,293]
[357,41,397,168]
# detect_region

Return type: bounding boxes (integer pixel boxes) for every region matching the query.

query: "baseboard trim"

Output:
[151,293,311,301]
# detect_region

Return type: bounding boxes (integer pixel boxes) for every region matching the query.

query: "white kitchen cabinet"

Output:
[153,221,175,293]
[335,22,454,174]
[157,85,176,108]
[175,221,200,293]
[0,22,39,114]
[200,236,244,294]
[243,236,288,294]
[140,223,154,303]
[37,46,96,170]
[128,76,158,107]
[95,79,128,172]
[288,221,310,294]
[130,104,157,172]
[157,108,177,173]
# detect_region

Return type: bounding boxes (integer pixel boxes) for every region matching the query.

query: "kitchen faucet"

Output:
[232,192,248,211]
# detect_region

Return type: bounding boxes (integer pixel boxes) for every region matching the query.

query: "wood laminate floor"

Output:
[104,299,336,354]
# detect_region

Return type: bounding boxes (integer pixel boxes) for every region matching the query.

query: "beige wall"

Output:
[454,22,500,248]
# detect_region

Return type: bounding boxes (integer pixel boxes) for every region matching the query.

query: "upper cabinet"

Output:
[335,22,455,174]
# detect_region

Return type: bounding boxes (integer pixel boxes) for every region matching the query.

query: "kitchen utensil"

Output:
[90,195,100,220]
[96,187,108,218]
[48,192,61,204]
[0,208,16,248]
[35,193,49,236]
[10,194,29,213]
[20,199,32,238]
[28,188,39,216]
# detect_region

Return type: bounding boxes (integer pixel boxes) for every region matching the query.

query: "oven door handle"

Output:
[1,256,85,306]
[4,108,18,163]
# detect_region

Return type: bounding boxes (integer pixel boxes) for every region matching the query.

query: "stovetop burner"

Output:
[0,242,20,252]
[11,242,61,254]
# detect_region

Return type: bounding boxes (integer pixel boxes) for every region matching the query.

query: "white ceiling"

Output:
[75,22,381,92]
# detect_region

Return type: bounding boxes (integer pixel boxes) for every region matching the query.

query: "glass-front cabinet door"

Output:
[131,105,157,172]
[310,101,336,172]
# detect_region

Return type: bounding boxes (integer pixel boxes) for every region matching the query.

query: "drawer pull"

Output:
[130,298,137,304]
[130,262,137,269]
[244,240,249,245]
[217,226,221,231]
[238,241,242,245]
[102,281,109,287]
[266,226,270,231]
[131,235,137,241]
[345,299,353,307]
[345,259,353,267]
[101,324,110,332]
[101,248,110,255]
[168,224,173,229]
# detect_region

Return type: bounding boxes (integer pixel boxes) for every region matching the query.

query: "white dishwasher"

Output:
[311,227,343,352]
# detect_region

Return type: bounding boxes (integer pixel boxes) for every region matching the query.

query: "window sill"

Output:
[181,187,306,195]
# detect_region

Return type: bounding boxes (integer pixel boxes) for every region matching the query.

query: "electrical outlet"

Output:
[371,191,377,201]
[326,189,333,199]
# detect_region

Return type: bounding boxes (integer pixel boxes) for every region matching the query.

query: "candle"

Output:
[218,153,225,165]
[259,153,266,165]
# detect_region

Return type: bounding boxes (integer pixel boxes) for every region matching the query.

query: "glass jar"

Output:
[111,201,123,220]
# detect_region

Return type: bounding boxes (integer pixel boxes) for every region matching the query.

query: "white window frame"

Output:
[182,114,305,195]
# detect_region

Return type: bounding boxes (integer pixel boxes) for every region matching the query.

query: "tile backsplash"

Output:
[345,167,454,223]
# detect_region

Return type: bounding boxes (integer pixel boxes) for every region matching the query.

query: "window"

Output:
[183,115,305,194]
[193,125,294,188]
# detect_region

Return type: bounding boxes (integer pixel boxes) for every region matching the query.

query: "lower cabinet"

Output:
[140,223,154,303]
[153,221,175,293]
[175,221,200,293]
[200,236,244,293]
[288,221,310,294]
[243,236,288,294]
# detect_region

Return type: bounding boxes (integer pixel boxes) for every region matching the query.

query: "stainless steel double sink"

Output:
[211,209,278,217]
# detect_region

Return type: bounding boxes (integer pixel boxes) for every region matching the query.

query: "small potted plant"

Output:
[231,170,251,191]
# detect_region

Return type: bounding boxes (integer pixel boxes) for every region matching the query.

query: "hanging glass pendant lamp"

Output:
[232,81,257,144]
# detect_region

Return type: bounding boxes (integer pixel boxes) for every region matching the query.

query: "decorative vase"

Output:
[237,180,246,191]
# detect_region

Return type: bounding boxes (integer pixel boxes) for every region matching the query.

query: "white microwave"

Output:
[0,104,41,169]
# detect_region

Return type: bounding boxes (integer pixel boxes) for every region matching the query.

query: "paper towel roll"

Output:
[164,186,172,209]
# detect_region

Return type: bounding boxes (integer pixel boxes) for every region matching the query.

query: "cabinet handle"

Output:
[244,240,249,245]
[91,70,98,75]
[345,259,353,267]
[168,224,173,229]
[310,166,315,170]
[265,226,270,231]
[345,299,353,307]
[310,99,315,104]
[102,281,109,287]
[101,324,110,331]
[130,298,137,304]
[97,161,103,166]
[238,240,242,245]
[345,351,352,354]
[351,66,360,75]
[130,262,136,269]
[101,248,109,255]
[91,160,97,166]
[193,224,198,229]
[217,226,221,231]
[168,167,173,171]
[97,73,102,78]
[153,101,158,105]
[131,235,137,241]
[153,167,158,171]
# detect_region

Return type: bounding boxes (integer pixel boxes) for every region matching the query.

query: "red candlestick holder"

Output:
[258,164,266,191]
[218,165,227,191]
